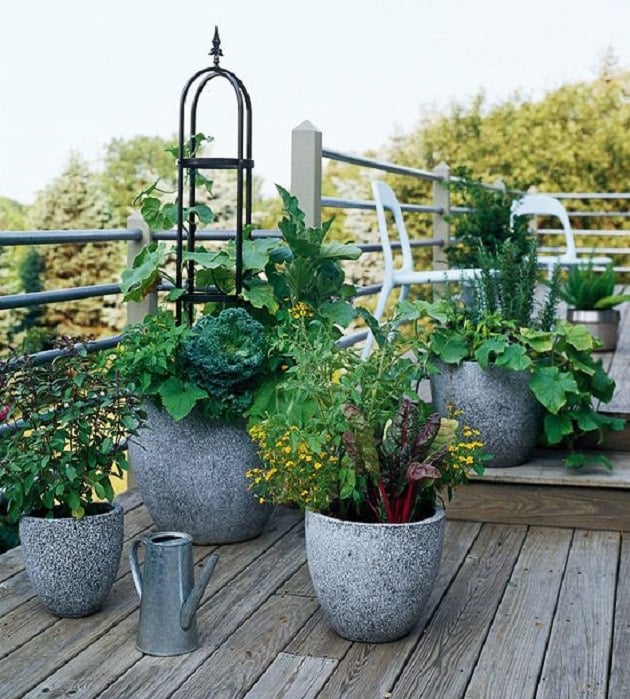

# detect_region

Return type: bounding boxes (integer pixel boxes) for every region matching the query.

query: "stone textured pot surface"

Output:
[431,360,542,468]
[305,508,445,643]
[567,308,619,352]
[129,403,272,544]
[19,502,123,618]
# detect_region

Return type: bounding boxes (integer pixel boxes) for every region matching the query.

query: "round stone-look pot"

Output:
[567,308,619,352]
[129,402,272,544]
[305,508,445,643]
[430,360,542,468]
[19,502,123,618]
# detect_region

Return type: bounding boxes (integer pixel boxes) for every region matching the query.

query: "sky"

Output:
[0,0,628,205]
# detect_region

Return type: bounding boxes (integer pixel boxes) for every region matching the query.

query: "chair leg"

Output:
[398,284,409,304]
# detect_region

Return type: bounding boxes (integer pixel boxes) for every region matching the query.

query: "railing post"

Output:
[291,120,322,227]
[432,161,450,270]
[125,211,157,325]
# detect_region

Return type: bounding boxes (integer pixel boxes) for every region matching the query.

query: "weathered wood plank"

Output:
[315,520,482,699]
[464,526,573,699]
[448,482,630,531]
[600,301,630,415]
[390,523,527,699]
[0,501,154,618]
[278,562,315,597]
[284,609,352,660]
[244,652,337,699]
[536,529,619,699]
[171,595,318,698]
[0,508,301,698]
[609,533,630,699]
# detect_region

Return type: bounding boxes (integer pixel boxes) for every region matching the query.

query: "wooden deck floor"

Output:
[1,490,629,699]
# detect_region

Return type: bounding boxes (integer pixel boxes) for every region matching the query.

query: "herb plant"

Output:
[559,262,630,310]
[0,340,146,521]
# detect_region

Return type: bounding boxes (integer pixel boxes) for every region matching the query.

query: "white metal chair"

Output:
[362,180,482,358]
[510,194,610,275]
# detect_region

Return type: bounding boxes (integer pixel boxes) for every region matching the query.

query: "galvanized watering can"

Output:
[130,531,218,656]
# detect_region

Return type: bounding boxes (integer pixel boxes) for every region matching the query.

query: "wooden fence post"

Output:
[290,120,322,228]
[432,161,450,270]
[125,211,157,325]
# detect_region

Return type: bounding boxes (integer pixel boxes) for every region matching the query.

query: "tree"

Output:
[27,153,125,338]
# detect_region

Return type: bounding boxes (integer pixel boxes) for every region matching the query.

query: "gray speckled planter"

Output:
[305,508,445,643]
[19,503,123,618]
[431,360,542,468]
[128,403,272,544]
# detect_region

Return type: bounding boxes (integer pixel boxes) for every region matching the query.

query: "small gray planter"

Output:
[567,308,619,352]
[19,502,123,618]
[129,403,272,544]
[431,360,542,468]
[305,508,445,643]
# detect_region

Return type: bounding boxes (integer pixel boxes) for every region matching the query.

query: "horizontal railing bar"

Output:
[335,330,368,349]
[354,284,383,297]
[539,246,630,256]
[547,193,630,200]
[322,149,443,182]
[565,211,630,218]
[359,239,443,253]
[0,284,122,310]
[321,196,440,215]
[0,229,143,246]
[152,229,282,241]
[538,228,630,237]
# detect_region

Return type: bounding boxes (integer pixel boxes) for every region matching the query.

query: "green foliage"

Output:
[0,341,146,521]
[180,308,266,418]
[27,153,125,339]
[246,320,485,523]
[445,171,530,267]
[403,290,624,465]
[559,262,630,310]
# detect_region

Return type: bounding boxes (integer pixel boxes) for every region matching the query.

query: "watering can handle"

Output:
[129,539,144,597]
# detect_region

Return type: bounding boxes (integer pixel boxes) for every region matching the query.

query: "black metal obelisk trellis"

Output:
[175,27,253,323]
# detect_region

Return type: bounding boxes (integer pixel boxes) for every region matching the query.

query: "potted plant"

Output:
[246,319,486,643]
[405,240,624,470]
[117,181,362,544]
[559,261,630,351]
[0,340,145,617]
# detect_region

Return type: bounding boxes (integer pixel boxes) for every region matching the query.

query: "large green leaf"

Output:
[243,279,278,313]
[529,366,578,414]
[320,300,357,328]
[430,330,468,364]
[242,239,278,272]
[564,323,594,351]
[320,240,363,261]
[519,328,554,353]
[495,344,532,371]
[543,413,574,445]
[474,337,506,368]
[158,378,208,421]
[120,242,168,302]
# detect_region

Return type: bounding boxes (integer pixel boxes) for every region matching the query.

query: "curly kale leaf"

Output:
[180,308,266,417]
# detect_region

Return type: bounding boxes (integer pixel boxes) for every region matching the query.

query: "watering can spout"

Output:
[180,554,219,631]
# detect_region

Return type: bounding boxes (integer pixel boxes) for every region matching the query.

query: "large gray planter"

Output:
[19,502,123,618]
[129,403,272,544]
[430,360,542,468]
[305,508,445,643]
[567,308,619,352]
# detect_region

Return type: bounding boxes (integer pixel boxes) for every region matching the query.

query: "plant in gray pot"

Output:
[247,323,486,643]
[116,307,273,544]
[403,240,624,470]
[0,340,146,617]
[559,261,630,352]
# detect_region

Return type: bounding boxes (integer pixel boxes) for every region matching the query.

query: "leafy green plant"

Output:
[444,169,530,268]
[114,307,267,423]
[0,340,146,521]
[246,319,486,523]
[559,261,630,310]
[403,294,624,468]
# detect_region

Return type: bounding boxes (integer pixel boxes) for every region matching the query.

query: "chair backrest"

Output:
[510,194,577,261]
[371,180,414,276]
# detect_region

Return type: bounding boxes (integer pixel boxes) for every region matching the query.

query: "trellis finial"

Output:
[209,26,223,67]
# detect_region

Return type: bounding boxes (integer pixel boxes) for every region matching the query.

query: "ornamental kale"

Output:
[180,307,266,418]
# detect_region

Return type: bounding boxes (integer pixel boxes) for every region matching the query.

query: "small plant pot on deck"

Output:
[305,508,445,643]
[566,309,619,352]
[19,502,123,618]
